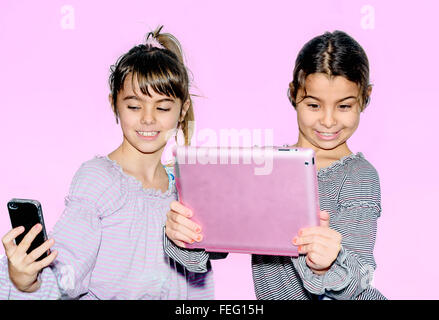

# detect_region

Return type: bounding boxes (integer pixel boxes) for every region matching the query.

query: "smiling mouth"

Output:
[317,131,339,136]
[137,131,160,137]
[314,130,342,140]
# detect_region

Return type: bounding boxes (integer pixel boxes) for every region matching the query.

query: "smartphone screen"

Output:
[7,199,49,261]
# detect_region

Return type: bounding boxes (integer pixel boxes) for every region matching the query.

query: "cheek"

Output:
[297,109,318,130]
[118,111,138,131]
[158,111,181,130]
[341,113,360,131]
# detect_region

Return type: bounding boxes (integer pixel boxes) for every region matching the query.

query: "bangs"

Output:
[130,51,188,101]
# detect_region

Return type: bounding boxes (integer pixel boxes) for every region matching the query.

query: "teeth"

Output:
[138,131,159,137]
[319,132,337,136]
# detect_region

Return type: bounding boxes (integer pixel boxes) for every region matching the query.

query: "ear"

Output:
[288,82,296,107]
[179,99,190,122]
[363,84,373,110]
[366,84,373,97]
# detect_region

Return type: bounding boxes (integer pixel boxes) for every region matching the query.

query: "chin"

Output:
[138,145,167,154]
[311,140,343,151]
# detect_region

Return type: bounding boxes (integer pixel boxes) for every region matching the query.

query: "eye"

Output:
[307,104,320,110]
[338,104,352,110]
[157,107,171,112]
[128,106,140,110]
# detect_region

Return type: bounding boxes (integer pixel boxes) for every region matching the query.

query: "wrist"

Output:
[311,267,330,275]
[13,275,42,293]
[25,277,42,292]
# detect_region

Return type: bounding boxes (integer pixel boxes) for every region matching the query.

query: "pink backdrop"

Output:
[1,0,438,300]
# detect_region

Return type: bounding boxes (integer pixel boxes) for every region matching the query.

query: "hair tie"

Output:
[145,36,165,49]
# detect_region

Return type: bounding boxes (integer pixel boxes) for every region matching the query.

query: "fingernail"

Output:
[195,227,201,233]
[298,246,302,252]
[292,237,298,245]
[298,230,303,236]
[196,235,202,242]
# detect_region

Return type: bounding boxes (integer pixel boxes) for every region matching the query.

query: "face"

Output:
[111,73,189,155]
[295,73,364,153]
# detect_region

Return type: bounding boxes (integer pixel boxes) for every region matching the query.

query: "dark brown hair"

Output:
[109,26,194,145]
[288,31,371,111]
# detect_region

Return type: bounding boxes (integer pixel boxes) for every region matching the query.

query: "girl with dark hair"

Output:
[165,30,386,300]
[0,26,213,299]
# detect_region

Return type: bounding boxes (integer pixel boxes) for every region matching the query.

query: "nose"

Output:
[320,108,337,128]
[141,107,156,125]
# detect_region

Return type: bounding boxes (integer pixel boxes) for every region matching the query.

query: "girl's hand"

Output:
[165,201,203,248]
[292,211,342,275]
[1,224,58,292]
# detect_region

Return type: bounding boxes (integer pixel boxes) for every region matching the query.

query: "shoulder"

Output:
[338,153,381,211]
[346,153,380,188]
[70,157,117,194]
[67,156,127,214]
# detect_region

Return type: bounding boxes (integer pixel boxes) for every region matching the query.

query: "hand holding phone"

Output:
[1,199,58,292]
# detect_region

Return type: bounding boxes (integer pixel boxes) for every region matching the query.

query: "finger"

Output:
[168,210,201,233]
[25,238,55,264]
[319,210,330,228]
[1,226,25,255]
[170,201,193,218]
[293,235,328,247]
[30,250,58,274]
[16,224,42,255]
[298,242,327,255]
[166,225,202,245]
[167,219,202,243]
[173,240,187,248]
[298,226,336,239]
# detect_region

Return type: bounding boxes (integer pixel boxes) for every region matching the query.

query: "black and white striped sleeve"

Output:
[163,226,211,273]
[291,202,382,299]
[291,162,385,300]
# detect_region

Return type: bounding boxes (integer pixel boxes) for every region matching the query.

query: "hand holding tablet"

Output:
[166,200,203,248]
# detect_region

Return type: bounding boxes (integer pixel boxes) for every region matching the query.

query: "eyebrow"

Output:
[303,95,357,103]
[122,95,142,101]
[122,95,175,103]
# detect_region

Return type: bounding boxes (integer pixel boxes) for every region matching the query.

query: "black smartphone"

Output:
[7,198,49,261]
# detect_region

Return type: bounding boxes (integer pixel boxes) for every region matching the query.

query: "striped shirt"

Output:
[0,156,214,300]
[164,152,386,300]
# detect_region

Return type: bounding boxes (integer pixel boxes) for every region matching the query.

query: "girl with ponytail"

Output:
[0,26,213,300]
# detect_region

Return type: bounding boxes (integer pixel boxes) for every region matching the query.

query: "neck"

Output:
[108,138,166,184]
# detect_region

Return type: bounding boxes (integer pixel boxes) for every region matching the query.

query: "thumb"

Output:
[319,210,330,228]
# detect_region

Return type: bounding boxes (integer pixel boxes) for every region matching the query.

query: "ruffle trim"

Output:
[338,200,382,217]
[291,246,351,295]
[97,155,176,199]
[317,152,364,178]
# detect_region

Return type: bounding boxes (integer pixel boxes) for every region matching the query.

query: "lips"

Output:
[136,131,160,140]
[315,130,341,140]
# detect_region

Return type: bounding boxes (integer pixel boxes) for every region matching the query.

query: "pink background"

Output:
[1,0,438,299]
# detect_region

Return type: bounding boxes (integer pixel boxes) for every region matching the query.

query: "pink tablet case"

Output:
[174,146,320,256]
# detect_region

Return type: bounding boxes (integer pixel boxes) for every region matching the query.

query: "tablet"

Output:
[173,146,320,256]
